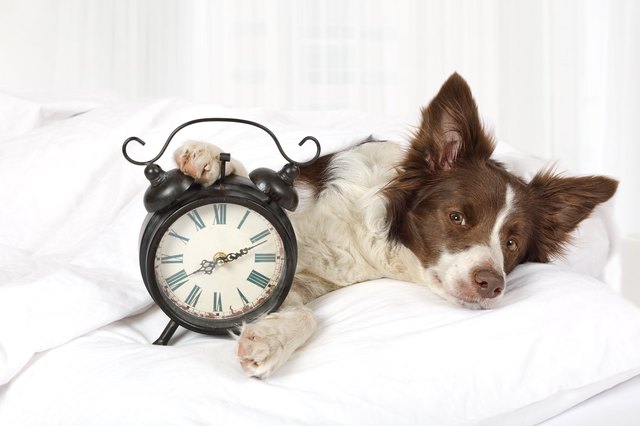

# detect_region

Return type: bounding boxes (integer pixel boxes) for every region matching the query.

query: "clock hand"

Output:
[220,240,267,264]
[187,259,218,276]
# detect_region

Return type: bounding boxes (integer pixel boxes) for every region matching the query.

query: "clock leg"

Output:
[153,319,179,345]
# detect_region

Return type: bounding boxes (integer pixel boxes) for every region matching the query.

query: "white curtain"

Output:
[1,0,639,283]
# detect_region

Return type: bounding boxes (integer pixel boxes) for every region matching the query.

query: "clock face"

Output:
[153,201,287,321]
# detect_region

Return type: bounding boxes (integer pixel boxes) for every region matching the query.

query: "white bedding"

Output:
[1,93,639,425]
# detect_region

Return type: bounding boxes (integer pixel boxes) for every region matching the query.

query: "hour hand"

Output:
[187,259,217,276]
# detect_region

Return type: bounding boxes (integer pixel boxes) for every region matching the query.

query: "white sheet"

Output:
[2,267,640,425]
[541,374,640,425]
[1,93,638,425]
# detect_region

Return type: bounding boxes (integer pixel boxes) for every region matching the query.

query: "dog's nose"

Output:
[473,269,504,299]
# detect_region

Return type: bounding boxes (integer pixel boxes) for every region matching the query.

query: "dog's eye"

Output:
[449,212,466,226]
[506,238,518,251]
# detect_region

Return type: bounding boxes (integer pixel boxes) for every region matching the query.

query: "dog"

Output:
[174,73,618,378]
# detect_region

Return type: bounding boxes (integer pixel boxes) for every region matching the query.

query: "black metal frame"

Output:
[139,176,298,340]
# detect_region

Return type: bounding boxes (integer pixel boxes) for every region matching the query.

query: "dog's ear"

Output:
[411,72,494,172]
[525,170,618,262]
[385,73,494,244]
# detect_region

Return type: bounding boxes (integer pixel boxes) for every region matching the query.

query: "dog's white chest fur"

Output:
[290,142,424,287]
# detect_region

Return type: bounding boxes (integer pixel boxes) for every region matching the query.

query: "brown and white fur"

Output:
[174,73,618,378]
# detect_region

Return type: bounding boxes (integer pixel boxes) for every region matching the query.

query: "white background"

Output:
[1,0,638,300]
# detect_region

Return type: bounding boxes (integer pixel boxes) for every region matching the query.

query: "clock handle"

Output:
[153,319,180,346]
[122,117,321,167]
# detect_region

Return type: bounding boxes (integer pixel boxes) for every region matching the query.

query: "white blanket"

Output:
[1,93,639,425]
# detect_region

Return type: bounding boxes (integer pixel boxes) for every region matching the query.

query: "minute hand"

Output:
[221,240,267,264]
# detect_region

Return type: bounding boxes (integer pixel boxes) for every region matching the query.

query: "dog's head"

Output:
[385,73,618,309]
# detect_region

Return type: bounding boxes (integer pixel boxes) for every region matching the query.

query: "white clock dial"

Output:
[154,202,286,319]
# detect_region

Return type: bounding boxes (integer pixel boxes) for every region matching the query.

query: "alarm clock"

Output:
[122,118,320,345]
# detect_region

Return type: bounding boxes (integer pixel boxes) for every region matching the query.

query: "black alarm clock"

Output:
[122,118,320,345]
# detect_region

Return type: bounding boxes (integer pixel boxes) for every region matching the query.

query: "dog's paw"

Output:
[237,322,288,379]
[236,308,317,379]
[174,140,223,186]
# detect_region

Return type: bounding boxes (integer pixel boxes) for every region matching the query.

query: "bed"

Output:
[1,91,639,425]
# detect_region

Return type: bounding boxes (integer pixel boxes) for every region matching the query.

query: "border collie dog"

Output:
[175,73,618,378]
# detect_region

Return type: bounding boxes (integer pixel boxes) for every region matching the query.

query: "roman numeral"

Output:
[160,254,184,264]
[166,269,189,291]
[213,292,223,312]
[255,253,276,263]
[237,288,250,305]
[168,229,189,245]
[247,269,270,289]
[187,210,206,230]
[250,229,270,244]
[237,210,251,229]
[185,285,202,306]
[213,204,227,225]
